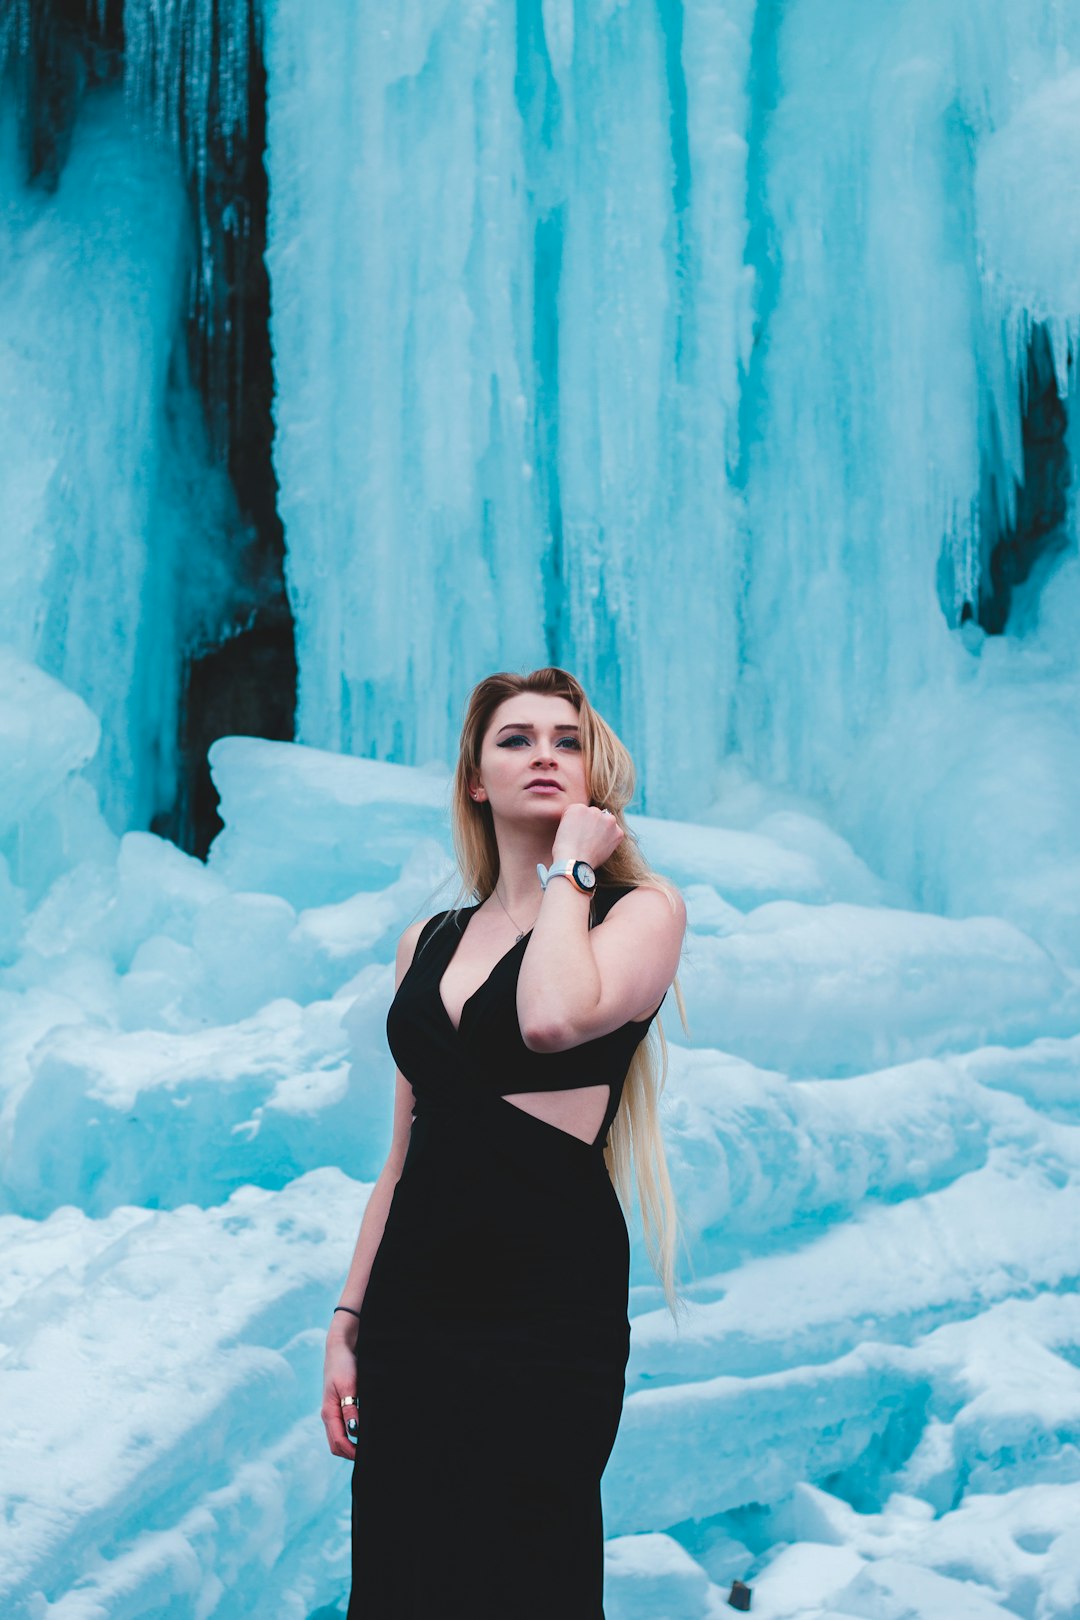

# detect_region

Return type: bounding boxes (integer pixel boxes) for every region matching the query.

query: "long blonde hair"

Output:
[429,666,691,1321]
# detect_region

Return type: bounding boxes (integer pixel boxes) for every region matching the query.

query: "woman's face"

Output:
[473,693,589,824]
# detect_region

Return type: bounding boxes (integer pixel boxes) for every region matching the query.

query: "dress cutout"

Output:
[347,884,659,1618]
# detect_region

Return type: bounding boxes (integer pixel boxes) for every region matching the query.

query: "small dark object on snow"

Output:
[728,1578,752,1610]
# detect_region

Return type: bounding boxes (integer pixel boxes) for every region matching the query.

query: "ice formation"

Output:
[2,721,1080,1617]
[2,0,1080,1617]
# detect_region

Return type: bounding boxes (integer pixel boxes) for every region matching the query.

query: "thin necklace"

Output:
[492,883,538,941]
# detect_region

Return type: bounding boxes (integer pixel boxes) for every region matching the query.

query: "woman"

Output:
[322,666,688,1618]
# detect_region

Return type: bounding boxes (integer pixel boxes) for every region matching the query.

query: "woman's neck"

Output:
[487,823,559,914]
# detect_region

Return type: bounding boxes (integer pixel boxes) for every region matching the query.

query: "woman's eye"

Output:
[496,735,580,748]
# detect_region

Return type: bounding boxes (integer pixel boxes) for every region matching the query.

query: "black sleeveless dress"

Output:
[347,883,658,1619]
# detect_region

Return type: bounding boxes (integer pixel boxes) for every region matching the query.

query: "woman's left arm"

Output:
[518,873,686,1052]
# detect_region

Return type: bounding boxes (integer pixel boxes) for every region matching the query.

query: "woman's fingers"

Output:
[322,1381,358,1459]
[323,1337,361,1459]
[341,1398,360,1450]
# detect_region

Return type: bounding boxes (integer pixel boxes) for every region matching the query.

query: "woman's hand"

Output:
[551,803,625,869]
[322,1318,360,1460]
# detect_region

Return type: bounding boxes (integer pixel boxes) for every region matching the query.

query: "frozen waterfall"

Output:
[2,1,1080,1617]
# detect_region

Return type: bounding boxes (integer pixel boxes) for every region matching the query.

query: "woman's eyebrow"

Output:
[495,722,580,734]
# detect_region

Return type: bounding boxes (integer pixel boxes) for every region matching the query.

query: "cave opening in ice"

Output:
[968,321,1073,636]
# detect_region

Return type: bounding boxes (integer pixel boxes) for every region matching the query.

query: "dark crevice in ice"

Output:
[964,322,1073,637]
[151,4,297,859]
[4,0,123,188]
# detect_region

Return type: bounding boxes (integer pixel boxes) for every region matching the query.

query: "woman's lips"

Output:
[526,782,561,792]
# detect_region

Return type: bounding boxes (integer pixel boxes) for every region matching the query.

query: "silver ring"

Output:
[340,1395,359,1408]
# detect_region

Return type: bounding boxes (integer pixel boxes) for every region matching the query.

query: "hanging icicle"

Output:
[122,0,260,456]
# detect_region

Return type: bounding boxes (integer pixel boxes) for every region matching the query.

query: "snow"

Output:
[2,731,1080,1616]
[0,651,100,834]
[0,1173,356,1619]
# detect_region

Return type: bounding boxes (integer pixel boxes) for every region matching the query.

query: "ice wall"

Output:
[3,0,1080,926]
[0,2,260,843]
[737,0,1080,934]
[262,2,551,767]
[0,76,254,855]
[5,0,1080,944]
[0,90,194,834]
[262,0,755,801]
[261,0,1080,947]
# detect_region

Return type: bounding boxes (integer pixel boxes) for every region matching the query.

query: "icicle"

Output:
[540,0,573,84]
[941,495,981,629]
[122,0,255,363]
[123,0,252,161]
[0,0,31,75]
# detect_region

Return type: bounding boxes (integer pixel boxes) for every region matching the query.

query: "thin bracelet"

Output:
[333,1305,361,1321]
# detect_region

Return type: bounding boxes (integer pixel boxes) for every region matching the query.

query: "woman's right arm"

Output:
[320,915,431,1460]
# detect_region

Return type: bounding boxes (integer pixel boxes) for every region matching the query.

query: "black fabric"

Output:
[348,883,658,1618]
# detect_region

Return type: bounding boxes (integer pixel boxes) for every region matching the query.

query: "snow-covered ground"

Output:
[2,690,1078,1618]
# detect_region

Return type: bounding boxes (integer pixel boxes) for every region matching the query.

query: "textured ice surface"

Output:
[259,0,1080,907]
[0,94,190,835]
[0,89,227,837]
[0,651,100,835]
[2,730,1079,1619]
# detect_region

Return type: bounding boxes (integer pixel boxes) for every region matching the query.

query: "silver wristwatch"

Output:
[536,858,597,896]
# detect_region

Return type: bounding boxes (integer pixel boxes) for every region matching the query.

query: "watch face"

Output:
[573,861,597,890]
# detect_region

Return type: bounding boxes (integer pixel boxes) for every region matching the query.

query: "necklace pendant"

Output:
[515,929,525,941]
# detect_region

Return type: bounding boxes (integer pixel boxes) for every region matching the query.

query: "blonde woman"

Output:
[323,666,688,1619]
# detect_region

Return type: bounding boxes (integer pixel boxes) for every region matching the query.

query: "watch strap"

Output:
[537,859,592,894]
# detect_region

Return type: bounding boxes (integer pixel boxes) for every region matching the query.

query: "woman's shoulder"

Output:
[394,909,451,977]
[594,876,686,929]
[595,873,684,905]
[395,902,475,968]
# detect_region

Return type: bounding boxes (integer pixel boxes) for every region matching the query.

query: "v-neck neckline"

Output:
[436,904,534,1035]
